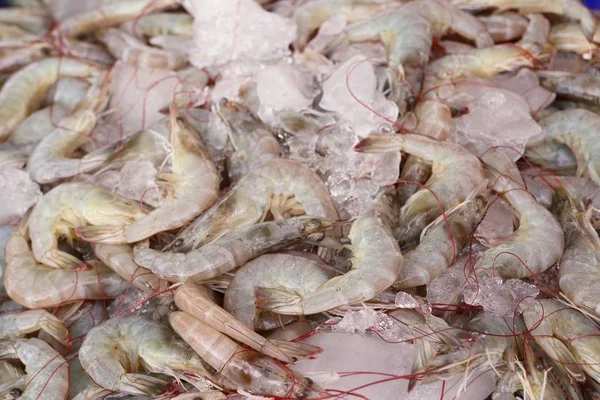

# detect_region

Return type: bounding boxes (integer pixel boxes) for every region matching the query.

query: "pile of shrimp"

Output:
[1,0,600,399]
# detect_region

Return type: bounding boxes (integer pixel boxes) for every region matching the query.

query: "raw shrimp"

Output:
[8,105,69,154]
[93,243,169,294]
[537,71,600,105]
[45,76,92,111]
[475,166,564,279]
[55,0,178,38]
[121,12,194,38]
[27,77,115,184]
[0,42,52,75]
[0,360,25,400]
[398,100,452,203]
[554,192,600,316]
[549,23,597,59]
[520,13,550,45]
[0,338,68,400]
[77,108,219,244]
[292,0,384,49]
[99,28,187,70]
[224,253,333,331]
[526,109,600,186]
[217,99,280,182]
[331,9,432,75]
[29,182,145,269]
[479,12,529,42]
[255,188,402,315]
[0,7,50,35]
[0,57,104,140]
[523,299,600,384]
[60,39,116,66]
[170,311,323,399]
[0,310,70,345]
[400,0,494,48]
[355,133,486,247]
[133,217,332,283]
[79,315,210,396]
[395,184,488,289]
[173,67,209,110]
[3,220,129,308]
[174,282,322,364]
[451,0,597,41]
[167,159,338,253]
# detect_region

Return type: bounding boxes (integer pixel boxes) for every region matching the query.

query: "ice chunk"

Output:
[394,292,420,309]
[184,0,297,68]
[463,274,539,317]
[107,62,179,136]
[293,331,495,400]
[308,15,347,53]
[490,69,555,113]
[320,55,398,138]
[450,85,541,160]
[475,197,515,244]
[0,167,42,225]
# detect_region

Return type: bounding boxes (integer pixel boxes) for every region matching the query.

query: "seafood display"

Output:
[1,0,600,399]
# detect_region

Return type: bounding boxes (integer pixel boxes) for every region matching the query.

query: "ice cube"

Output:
[0,167,42,225]
[463,274,539,317]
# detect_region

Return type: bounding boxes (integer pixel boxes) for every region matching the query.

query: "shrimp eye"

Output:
[173,239,183,248]
[9,388,22,397]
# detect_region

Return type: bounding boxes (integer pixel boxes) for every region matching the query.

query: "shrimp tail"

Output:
[76,225,127,244]
[39,316,71,346]
[118,373,168,396]
[270,339,323,360]
[81,139,124,169]
[354,134,402,153]
[254,287,302,312]
[50,250,86,270]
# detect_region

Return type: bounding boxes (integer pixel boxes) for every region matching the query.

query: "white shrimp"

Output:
[537,71,600,105]
[29,182,145,269]
[170,311,323,399]
[121,12,194,38]
[167,158,339,253]
[174,282,322,363]
[0,360,25,400]
[133,217,333,283]
[27,76,115,184]
[523,299,600,385]
[0,42,52,75]
[0,57,105,140]
[479,12,529,42]
[77,108,220,244]
[99,28,187,70]
[526,109,600,186]
[356,133,486,247]
[217,99,280,183]
[256,188,402,315]
[451,0,597,41]
[549,23,597,59]
[3,220,129,309]
[0,310,70,346]
[79,315,210,396]
[224,253,333,331]
[0,338,69,400]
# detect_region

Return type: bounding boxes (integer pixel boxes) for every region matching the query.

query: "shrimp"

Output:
[526,109,600,186]
[451,0,597,41]
[398,100,452,203]
[553,192,600,316]
[331,8,432,76]
[55,0,179,38]
[0,7,50,35]
[0,57,105,140]
[255,188,402,315]
[166,158,338,253]
[0,310,70,346]
[395,184,488,289]
[29,182,145,269]
[170,311,323,399]
[77,108,220,244]
[121,12,194,38]
[355,133,486,247]
[60,39,116,66]
[0,42,52,75]
[224,253,333,331]
[99,28,187,70]
[474,165,564,279]
[549,23,598,59]
[0,360,25,400]
[27,76,116,184]
[3,220,129,309]
[79,315,210,396]
[133,217,333,283]
[174,282,322,364]
[217,99,280,183]
[292,0,384,50]
[523,299,600,385]
[520,13,550,45]
[537,71,600,105]
[93,243,169,294]
[173,67,209,110]
[400,0,494,48]
[0,338,69,400]
[479,12,529,42]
